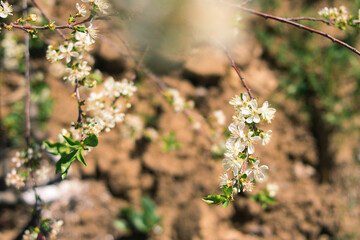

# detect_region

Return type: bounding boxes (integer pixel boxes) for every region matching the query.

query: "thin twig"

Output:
[218,43,254,99]
[74,79,84,141]
[30,0,67,40]
[0,16,107,32]
[221,0,360,56]
[24,10,31,150]
[22,0,42,233]
[286,17,335,25]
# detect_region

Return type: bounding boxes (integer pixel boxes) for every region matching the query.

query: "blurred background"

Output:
[1,0,360,239]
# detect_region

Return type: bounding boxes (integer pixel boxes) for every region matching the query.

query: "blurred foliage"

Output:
[1,72,53,147]
[114,197,162,237]
[254,0,360,131]
[161,131,181,152]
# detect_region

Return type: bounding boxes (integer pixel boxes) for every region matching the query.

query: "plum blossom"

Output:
[219,172,231,186]
[6,169,25,189]
[245,131,261,154]
[241,99,260,123]
[258,101,276,122]
[59,42,79,63]
[76,3,87,16]
[261,130,272,146]
[245,160,269,182]
[213,110,226,126]
[0,1,13,18]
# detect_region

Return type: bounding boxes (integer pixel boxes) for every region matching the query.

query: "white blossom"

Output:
[213,110,226,126]
[76,3,87,16]
[0,1,13,18]
[59,42,79,63]
[6,169,25,189]
[245,131,261,155]
[245,160,269,182]
[219,172,231,186]
[266,183,279,197]
[258,101,276,122]
[261,130,272,146]
[94,0,109,14]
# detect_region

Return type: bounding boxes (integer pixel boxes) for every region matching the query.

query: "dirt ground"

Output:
[1,1,360,240]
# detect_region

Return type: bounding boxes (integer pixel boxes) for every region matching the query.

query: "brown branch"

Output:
[286,17,335,25]
[1,16,107,32]
[23,7,31,150]
[218,43,254,99]
[30,0,66,40]
[74,79,84,141]
[221,0,360,56]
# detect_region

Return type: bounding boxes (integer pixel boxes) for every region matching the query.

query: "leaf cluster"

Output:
[44,134,98,179]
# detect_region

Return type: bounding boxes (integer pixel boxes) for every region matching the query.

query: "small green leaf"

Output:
[113,219,129,231]
[222,185,233,196]
[202,194,226,205]
[63,135,81,147]
[222,199,230,208]
[77,149,87,166]
[43,141,67,155]
[56,149,78,179]
[83,134,98,147]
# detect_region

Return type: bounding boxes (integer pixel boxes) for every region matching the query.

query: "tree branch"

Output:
[30,0,67,40]
[221,0,360,56]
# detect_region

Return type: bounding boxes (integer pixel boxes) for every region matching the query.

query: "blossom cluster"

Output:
[22,219,63,240]
[0,32,24,70]
[164,88,194,113]
[220,93,275,193]
[318,6,353,29]
[45,0,137,141]
[6,144,51,189]
[85,77,137,135]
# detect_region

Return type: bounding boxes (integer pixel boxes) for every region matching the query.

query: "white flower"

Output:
[258,101,276,122]
[74,31,94,53]
[228,122,246,152]
[261,130,272,146]
[229,95,242,106]
[11,152,24,168]
[222,155,241,174]
[245,131,261,155]
[78,61,91,77]
[87,23,97,41]
[166,88,185,112]
[59,42,79,63]
[94,0,109,14]
[241,99,260,123]
[243,181,254,192]
[245,160,269,182]
[225,137,244,155]
[0,1,13,18]
[266,183,279,197]
[219,172,231,186]
[6,169,25,189]
[76,3,87,16]
[119,79,137,97]
[213,110,226,126]
[46,46,62,63]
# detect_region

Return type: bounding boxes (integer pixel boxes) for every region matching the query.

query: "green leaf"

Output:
[77,149,87,166]
[43,141,67,155]
[202,194,226,205]
[63,135,81,147]
[83,134,98,147]
[113,219,129,231]
[222,199,230,208]
[222,185,233,196]
[56,149,78,179]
